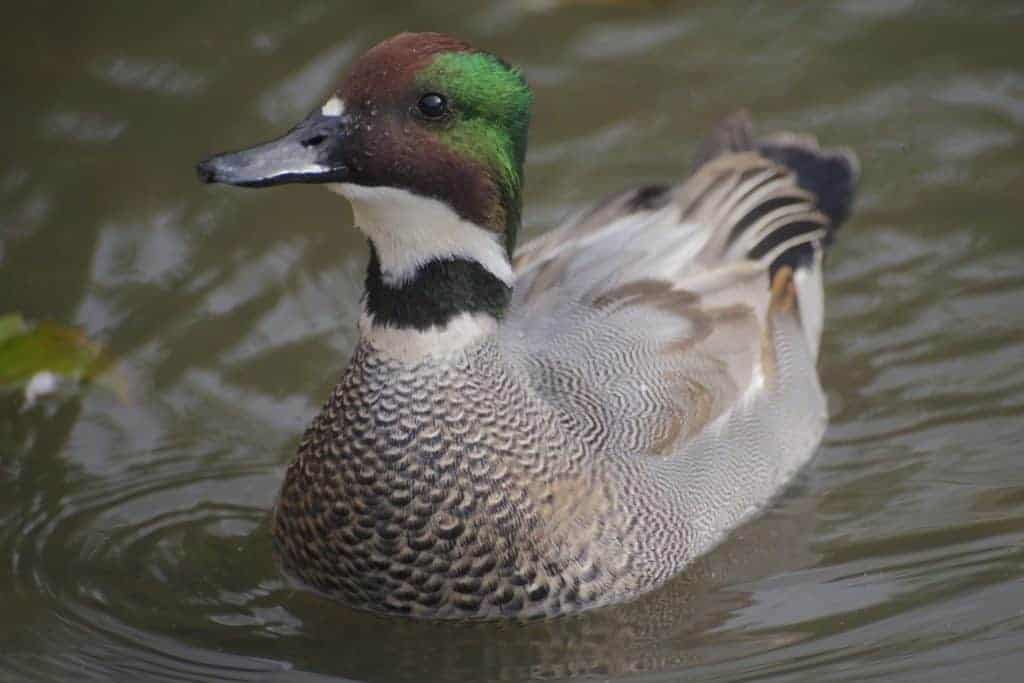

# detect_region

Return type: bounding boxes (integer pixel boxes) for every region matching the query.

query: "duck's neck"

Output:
[359,249,509,361]
[333,183,515,285]
[333,184,515,360]
[363,245,511,329]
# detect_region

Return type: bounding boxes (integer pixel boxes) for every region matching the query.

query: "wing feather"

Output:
[503,112,857,459]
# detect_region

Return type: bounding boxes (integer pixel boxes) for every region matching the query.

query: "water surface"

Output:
[2,2,1023,681]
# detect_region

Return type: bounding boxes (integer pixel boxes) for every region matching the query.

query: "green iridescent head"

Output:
[418,51,532,209]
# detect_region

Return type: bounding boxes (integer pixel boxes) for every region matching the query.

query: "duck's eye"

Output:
[417,93,448,119]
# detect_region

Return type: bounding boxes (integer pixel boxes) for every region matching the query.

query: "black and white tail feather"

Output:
[512,110,858,349]
[692,110,858,274]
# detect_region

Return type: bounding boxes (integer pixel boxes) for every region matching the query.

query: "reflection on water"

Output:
[2,1,1023,681]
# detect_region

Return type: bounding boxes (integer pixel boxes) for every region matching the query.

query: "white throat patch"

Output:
[327,184,513,287]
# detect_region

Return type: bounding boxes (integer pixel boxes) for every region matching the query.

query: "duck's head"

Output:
[198,33,533,293]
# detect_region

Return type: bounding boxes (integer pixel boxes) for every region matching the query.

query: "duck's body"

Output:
[198,33,857,620]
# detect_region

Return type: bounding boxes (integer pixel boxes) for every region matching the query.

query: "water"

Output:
[2,1,1023,681]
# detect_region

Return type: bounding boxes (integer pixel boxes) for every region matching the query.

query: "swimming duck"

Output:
[197,32,857,620]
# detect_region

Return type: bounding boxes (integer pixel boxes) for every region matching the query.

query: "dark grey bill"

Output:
[197,110,350,187]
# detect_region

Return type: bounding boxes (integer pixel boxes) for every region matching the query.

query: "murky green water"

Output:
[2,1,1023,681]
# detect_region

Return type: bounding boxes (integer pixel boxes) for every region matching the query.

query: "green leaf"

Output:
[0,313,28,344]
[0,316,125,395]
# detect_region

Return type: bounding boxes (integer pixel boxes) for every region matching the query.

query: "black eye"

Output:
[417,93,448,119]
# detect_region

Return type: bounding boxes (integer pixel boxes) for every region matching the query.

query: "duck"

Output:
[197,32,858,620]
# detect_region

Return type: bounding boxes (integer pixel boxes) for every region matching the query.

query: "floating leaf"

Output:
[0,313,128,403]
[0,313,28,344]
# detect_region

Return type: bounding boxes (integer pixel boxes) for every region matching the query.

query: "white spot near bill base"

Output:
[321,96,345,117]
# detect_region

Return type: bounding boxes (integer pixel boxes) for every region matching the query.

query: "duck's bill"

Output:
[196,110,349,187]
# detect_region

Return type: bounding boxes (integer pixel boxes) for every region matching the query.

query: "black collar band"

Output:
[363,244,512,330]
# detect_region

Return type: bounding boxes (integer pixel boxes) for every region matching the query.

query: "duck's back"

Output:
[500,112,856,584]
[509,115,853,448]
